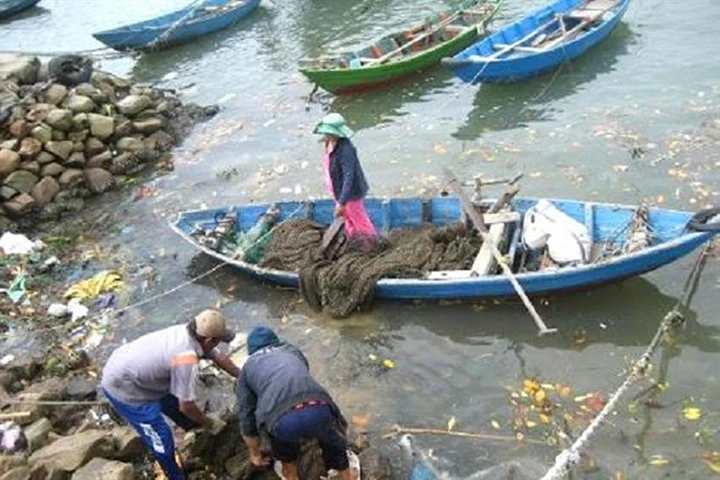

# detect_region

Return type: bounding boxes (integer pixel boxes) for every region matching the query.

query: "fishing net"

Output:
[260,219,482,318]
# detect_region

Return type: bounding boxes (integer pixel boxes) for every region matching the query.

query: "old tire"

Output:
[48,55,93,87]
[687,207,720,232]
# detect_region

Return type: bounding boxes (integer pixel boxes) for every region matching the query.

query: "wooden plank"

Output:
[584,202,595,262]
[483,211,520,224]
[321,217,344,258]
[442,167,557,336]
[466,15,562,62]
[426,270,473,280]
[493,43,545,53]
[471,222,507,275]
[488,185,521,214]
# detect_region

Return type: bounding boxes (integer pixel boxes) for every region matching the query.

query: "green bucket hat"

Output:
[313,113,354,138]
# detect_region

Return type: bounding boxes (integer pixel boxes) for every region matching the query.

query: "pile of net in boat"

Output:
[260,219,483,318]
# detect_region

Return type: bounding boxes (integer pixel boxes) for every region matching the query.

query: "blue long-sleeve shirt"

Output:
[329,138,369,206]
[236,343,346,437]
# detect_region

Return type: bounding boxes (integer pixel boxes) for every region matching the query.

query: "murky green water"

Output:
[3,0,720,478]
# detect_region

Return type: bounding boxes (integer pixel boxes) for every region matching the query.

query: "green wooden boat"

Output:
[300,0,502,95]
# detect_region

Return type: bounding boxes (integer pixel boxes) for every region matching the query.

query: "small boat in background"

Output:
[0,0,40,20]
[171,195,718,302]
[92,0,261,51]
[443,0,630,83]
[300,0,502,94]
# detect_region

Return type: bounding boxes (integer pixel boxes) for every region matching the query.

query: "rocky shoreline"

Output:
[0,55,392,480]
[0,54,217,232]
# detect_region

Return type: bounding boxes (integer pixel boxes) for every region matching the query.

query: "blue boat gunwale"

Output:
[447,0,631,83]
[94,0,253,34]
[170,196,713,299]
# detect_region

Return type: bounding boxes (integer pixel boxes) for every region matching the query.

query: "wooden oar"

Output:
[441,14,562,66]
[321,217,345,258]
[442,168,557,336]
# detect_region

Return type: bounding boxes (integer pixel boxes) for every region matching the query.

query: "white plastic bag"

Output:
[522,199,591,265]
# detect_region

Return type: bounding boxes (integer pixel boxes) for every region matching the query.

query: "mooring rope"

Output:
[539,241,712,480]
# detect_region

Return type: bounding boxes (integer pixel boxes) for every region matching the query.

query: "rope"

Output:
[0,204,306,341]
[539,242,712,480]
[147,0,207,50]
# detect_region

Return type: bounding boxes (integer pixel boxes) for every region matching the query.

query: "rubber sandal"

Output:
[274,460,289,480]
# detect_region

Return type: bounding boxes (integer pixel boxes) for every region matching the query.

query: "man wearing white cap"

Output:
[101,309,240,480]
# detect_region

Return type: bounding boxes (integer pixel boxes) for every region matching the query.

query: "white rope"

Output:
[539,243,711,479]
[147,0,207,49]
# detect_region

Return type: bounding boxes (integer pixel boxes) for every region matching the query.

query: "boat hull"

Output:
[301,1,501,94]
[92,0,261,51]
[0,0,40,20]
[171,197,715,301]
[449,0,630,83]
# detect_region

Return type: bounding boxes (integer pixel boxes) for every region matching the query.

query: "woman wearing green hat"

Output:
[313,113,377,243]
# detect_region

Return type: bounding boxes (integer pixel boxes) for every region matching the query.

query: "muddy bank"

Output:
[0,54,218,232]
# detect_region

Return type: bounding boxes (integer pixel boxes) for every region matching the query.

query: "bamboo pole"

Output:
[383,425,550,446]
[442,168,557,335]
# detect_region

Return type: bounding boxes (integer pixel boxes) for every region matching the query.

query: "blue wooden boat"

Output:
[171,196,718,301]
[0,0,40,20]
[92,0,261,51]
[442,0,630,83]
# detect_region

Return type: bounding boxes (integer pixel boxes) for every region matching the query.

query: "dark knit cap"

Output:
[247,326,280,354]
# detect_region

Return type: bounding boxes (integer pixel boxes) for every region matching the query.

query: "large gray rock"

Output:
[0,140,19,151]
[86,151,112,169]
[0,466,30,480]
[84,137,105,157]
[31,123,53,144]
[84,168,113,194]
[65,378,96,400]
[359,447,393,480]
[87,113,114,139]
[0,150,20,176]
[132,118,163,134]
[8,120,29,139]
[0,455,26,474]
[18,137,42,159]
[2,193,35,217]
[66,152,85,168]
[111,427,143,462]
[19,161,40,175]
[67,130,88,143]
[71,458,134,480]
[24,417,52,453]
[115,95,151,116]
[67,95,95,113]
[3,170,37,194]
[0,186,18,201]
[115,136,144,153]
[45,140,73,160]
[44,83,68,105]
[25,103,51,123]
[114,120,132,138]
[44,109,73,131]
[109,152,138,174]
[72,113,89,130]
[0,54,40,85]
[35,151,56,165]
[29,430,115,473]
[58,168,83,186]
[51,129,66,141]
[40,163,64,177]
[31,176,60,205]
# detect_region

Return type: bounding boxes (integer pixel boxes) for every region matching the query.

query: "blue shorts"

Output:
[271,403,349,470]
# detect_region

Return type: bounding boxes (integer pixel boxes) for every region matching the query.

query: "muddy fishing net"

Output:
[260,219,482,318]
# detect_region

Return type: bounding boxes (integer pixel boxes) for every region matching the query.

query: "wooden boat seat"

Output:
[494,43,545,53]
[444,25,467,32]
[566,0,616,21]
